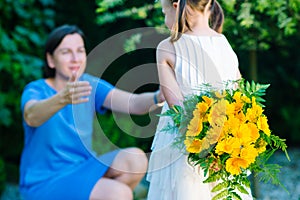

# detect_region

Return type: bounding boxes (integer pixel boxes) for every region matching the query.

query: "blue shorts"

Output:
[20,150,119,200]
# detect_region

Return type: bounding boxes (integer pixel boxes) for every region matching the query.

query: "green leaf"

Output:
[246,81,251,92]
[251,80,256,91]
[230,192,243,200]
[38,0,55,6]
[124,33,142,52]
[203,171,222,183]
[255,97,266,102]
[0,108,12,126]
[212,189,229,200]
[235,184,249,195]
[240,178,251,188]
[211,182,228,192]
[0,30,17,52]
[96,0,124,13]
[0,53,12,70]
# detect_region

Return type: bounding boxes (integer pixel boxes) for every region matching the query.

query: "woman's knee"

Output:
[109,147,148,175]
[112,183,133,200]
[123,147,148,173]
[90,178,133,200]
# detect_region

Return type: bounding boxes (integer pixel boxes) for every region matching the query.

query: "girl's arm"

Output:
[156,39,183,108]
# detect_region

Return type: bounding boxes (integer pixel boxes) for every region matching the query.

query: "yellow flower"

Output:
[206,126,222,145]
[234,124,252,144]
[256,139,268,154]
[225,157,249,175]
[186,109,203,136]
[215,91,226,98]
[247,123,260,142]
[234,123,260,146]
[233,91,250,104]
[240,144,258,164]
[257,115,271,136]
[208,99,227,127]
[236,111,246,123]
[224,116,240,135]
[233,91,242,102]
[246,97,264,123]
[184,138,202,153]
[241,95,251,103]
[201,138,211,151]
[197,102,209,113]
[186,117,202,136]
[196,102,209,122]
[233,102,244,113]
[215,137,240,155]
[202,96,213,107]
[225,101,235,117]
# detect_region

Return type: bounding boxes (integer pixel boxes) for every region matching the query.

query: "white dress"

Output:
[147,34,253,200]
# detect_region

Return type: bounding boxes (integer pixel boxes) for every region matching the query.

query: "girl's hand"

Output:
[60,72,92,104]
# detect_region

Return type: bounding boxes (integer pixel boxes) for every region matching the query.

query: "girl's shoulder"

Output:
[156,37,176,68]
[158,37,173,48]
[157,37,175,54]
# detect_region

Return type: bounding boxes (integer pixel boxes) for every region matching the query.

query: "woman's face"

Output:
[47,33,86,80]
[161,0,177,29]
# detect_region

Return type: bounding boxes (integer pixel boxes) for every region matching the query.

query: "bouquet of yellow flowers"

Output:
[161,79,289,200]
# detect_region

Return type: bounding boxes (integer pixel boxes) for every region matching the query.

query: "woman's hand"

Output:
[156,88,166,105]
[24,72,92,127]
[59,72,92,105]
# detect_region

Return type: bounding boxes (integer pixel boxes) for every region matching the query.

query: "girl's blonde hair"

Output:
[170,0,224,42]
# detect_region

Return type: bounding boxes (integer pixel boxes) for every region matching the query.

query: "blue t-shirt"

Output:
[19,73,114,188]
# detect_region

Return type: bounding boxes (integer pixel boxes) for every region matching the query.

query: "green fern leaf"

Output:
[230,191,243,200]
[212,190,229,200]
[211,182,228,192]
[240,178,251,188]
[203,172,222,183]
[235,184,249,195]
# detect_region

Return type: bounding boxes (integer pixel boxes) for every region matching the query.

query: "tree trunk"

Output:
[249,49,258,81]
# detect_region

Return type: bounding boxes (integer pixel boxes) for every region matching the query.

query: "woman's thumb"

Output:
[69,71,77,82]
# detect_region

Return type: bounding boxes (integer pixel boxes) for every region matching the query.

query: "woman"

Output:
[19,24,163,200]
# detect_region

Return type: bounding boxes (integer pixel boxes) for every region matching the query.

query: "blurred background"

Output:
[0,0,299,199]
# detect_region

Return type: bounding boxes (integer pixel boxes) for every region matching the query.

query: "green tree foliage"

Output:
[0,0,55,127]
[221,0,299,50]
[95,0,165,51]
[219,0,300,81]
[0,0,55,185]
[95,0,163,27]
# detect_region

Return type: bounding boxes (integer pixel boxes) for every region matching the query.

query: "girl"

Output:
[147,0,252,199]
[19,24,163,200]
